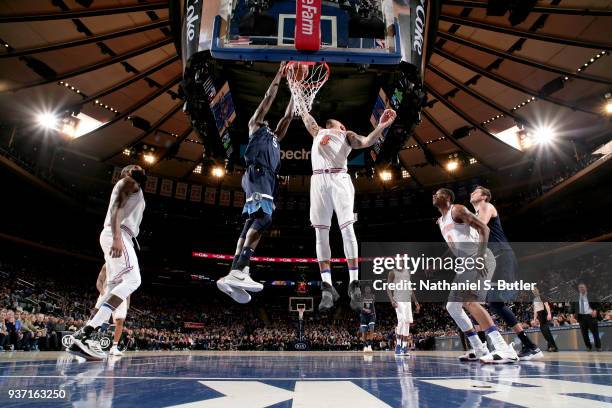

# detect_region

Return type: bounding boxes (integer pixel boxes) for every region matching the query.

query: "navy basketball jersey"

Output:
[244,126,281,174]
[487,215,512,252]
[362,299,376,315]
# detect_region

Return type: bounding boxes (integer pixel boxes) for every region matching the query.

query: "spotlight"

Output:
[36,112,58,130]
[379,170,392,181]
[533,126,555,145]
[212,166,224,178]
[469,157,477,165]
[605,101,612,115]
[446,160,459,172]
[122,148,132,157]
[143,153,156,164]
[401,169,410,179]
[193,164,203,174]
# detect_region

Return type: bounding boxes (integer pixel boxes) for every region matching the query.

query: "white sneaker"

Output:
[480,345,520,364]
[72,338,106,361]
[217,277,251,303]
[109,346,123,356]
[459,344,489,362]
[368,345,373,352]
[224,267,263,292]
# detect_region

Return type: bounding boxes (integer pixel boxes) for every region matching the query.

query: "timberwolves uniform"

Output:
[97,180,145,314]
[437,205,496,302]
[310,128,355,229]
[242,126,280,217]
[479,212,518,302]
[393,269,413,324]
[360,297,376,332]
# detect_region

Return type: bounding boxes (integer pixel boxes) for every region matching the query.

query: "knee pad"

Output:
[446,301,473,332]
[252,213,272,232]
[488,302,518,327]
[340,224,358,259]
[315,228,331,261]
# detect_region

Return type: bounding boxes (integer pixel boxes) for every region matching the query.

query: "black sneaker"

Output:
[518,346,544,360]
[348,281,362,311]
[318,282,339,312]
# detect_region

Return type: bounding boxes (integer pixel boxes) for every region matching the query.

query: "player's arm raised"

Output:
[275,96,294,141]
[451,204,490,258]
[301,111,320,138]
[248,62,286,134]
[346,108,396,149]
[109,178,139,258]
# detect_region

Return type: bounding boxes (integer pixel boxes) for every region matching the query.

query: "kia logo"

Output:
[294,342,307,350]
[61,334,74,348]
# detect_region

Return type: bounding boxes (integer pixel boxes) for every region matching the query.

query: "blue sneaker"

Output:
[394,344,402,357]
[401,347,410,357]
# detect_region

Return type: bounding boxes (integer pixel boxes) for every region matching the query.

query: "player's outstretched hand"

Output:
[391,301,398,308]
[378,109,397,129]
[279,61,288,76]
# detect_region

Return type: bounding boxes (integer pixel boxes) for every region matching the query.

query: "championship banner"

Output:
[160,179,173,197]
[219,189,231,206]
[190,185,202,202]
[111,167,122,184]
[204,187,216,204]
[144,176,158,194]
[295,0,322,51]
[175,182,188,200]
[233,191,244,207]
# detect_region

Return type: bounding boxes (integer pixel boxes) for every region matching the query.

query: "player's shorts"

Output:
[360,313,376,332]
[447,248,496,303]
[242,165,276,217]
[486,248,519,303]
[395,301,413,323]
[99,227,140,301]
[310,172,355,229]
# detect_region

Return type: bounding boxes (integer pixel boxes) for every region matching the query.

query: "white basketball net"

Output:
[297,305,305,320]
[285,62,330,117]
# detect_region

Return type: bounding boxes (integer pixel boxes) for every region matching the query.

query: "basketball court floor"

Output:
[1,351,610,407]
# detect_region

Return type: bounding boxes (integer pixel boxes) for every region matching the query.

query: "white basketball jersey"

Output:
[103,180,145,237]
[393,268,412,302]
[311,128,352,171]
[437,205,479,257]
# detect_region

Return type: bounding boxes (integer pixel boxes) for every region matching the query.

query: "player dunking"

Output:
[470,185,543,360]
[300,109,396,311]
[69,165,146,360]
[217,63,294,303]
[433,188,518,363]
[387,268,420,357]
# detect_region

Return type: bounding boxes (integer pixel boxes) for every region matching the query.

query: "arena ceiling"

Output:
[0,0,610,187]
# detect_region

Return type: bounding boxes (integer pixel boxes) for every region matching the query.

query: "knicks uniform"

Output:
[437,205,496,302]
[310,128,355,229]
[393,269,413,324]
[242,126,281,217]
[96,181,145,311]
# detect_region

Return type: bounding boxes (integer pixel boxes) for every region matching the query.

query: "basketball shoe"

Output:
[459,344,490,362]
[318,282,340,312]
[217,276,251,304]
[223,266,263,292]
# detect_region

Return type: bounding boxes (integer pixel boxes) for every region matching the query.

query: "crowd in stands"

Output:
[2,252,611,353]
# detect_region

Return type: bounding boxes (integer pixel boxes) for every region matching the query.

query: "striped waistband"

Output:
[313,168,347,175]
[120,225,136,238]
[246,193,274,202]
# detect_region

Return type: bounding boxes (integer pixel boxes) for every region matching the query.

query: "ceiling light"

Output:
[143,153,156,164]
[533,126,555,145]
[379,170,392,181]
[212,166,224,178]
[446,161,459,172]
[36,112,58,130]
[193,164,203,174]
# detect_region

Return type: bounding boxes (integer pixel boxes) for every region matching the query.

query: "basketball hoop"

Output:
[285,61,330,117]
[297,304,306,321]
